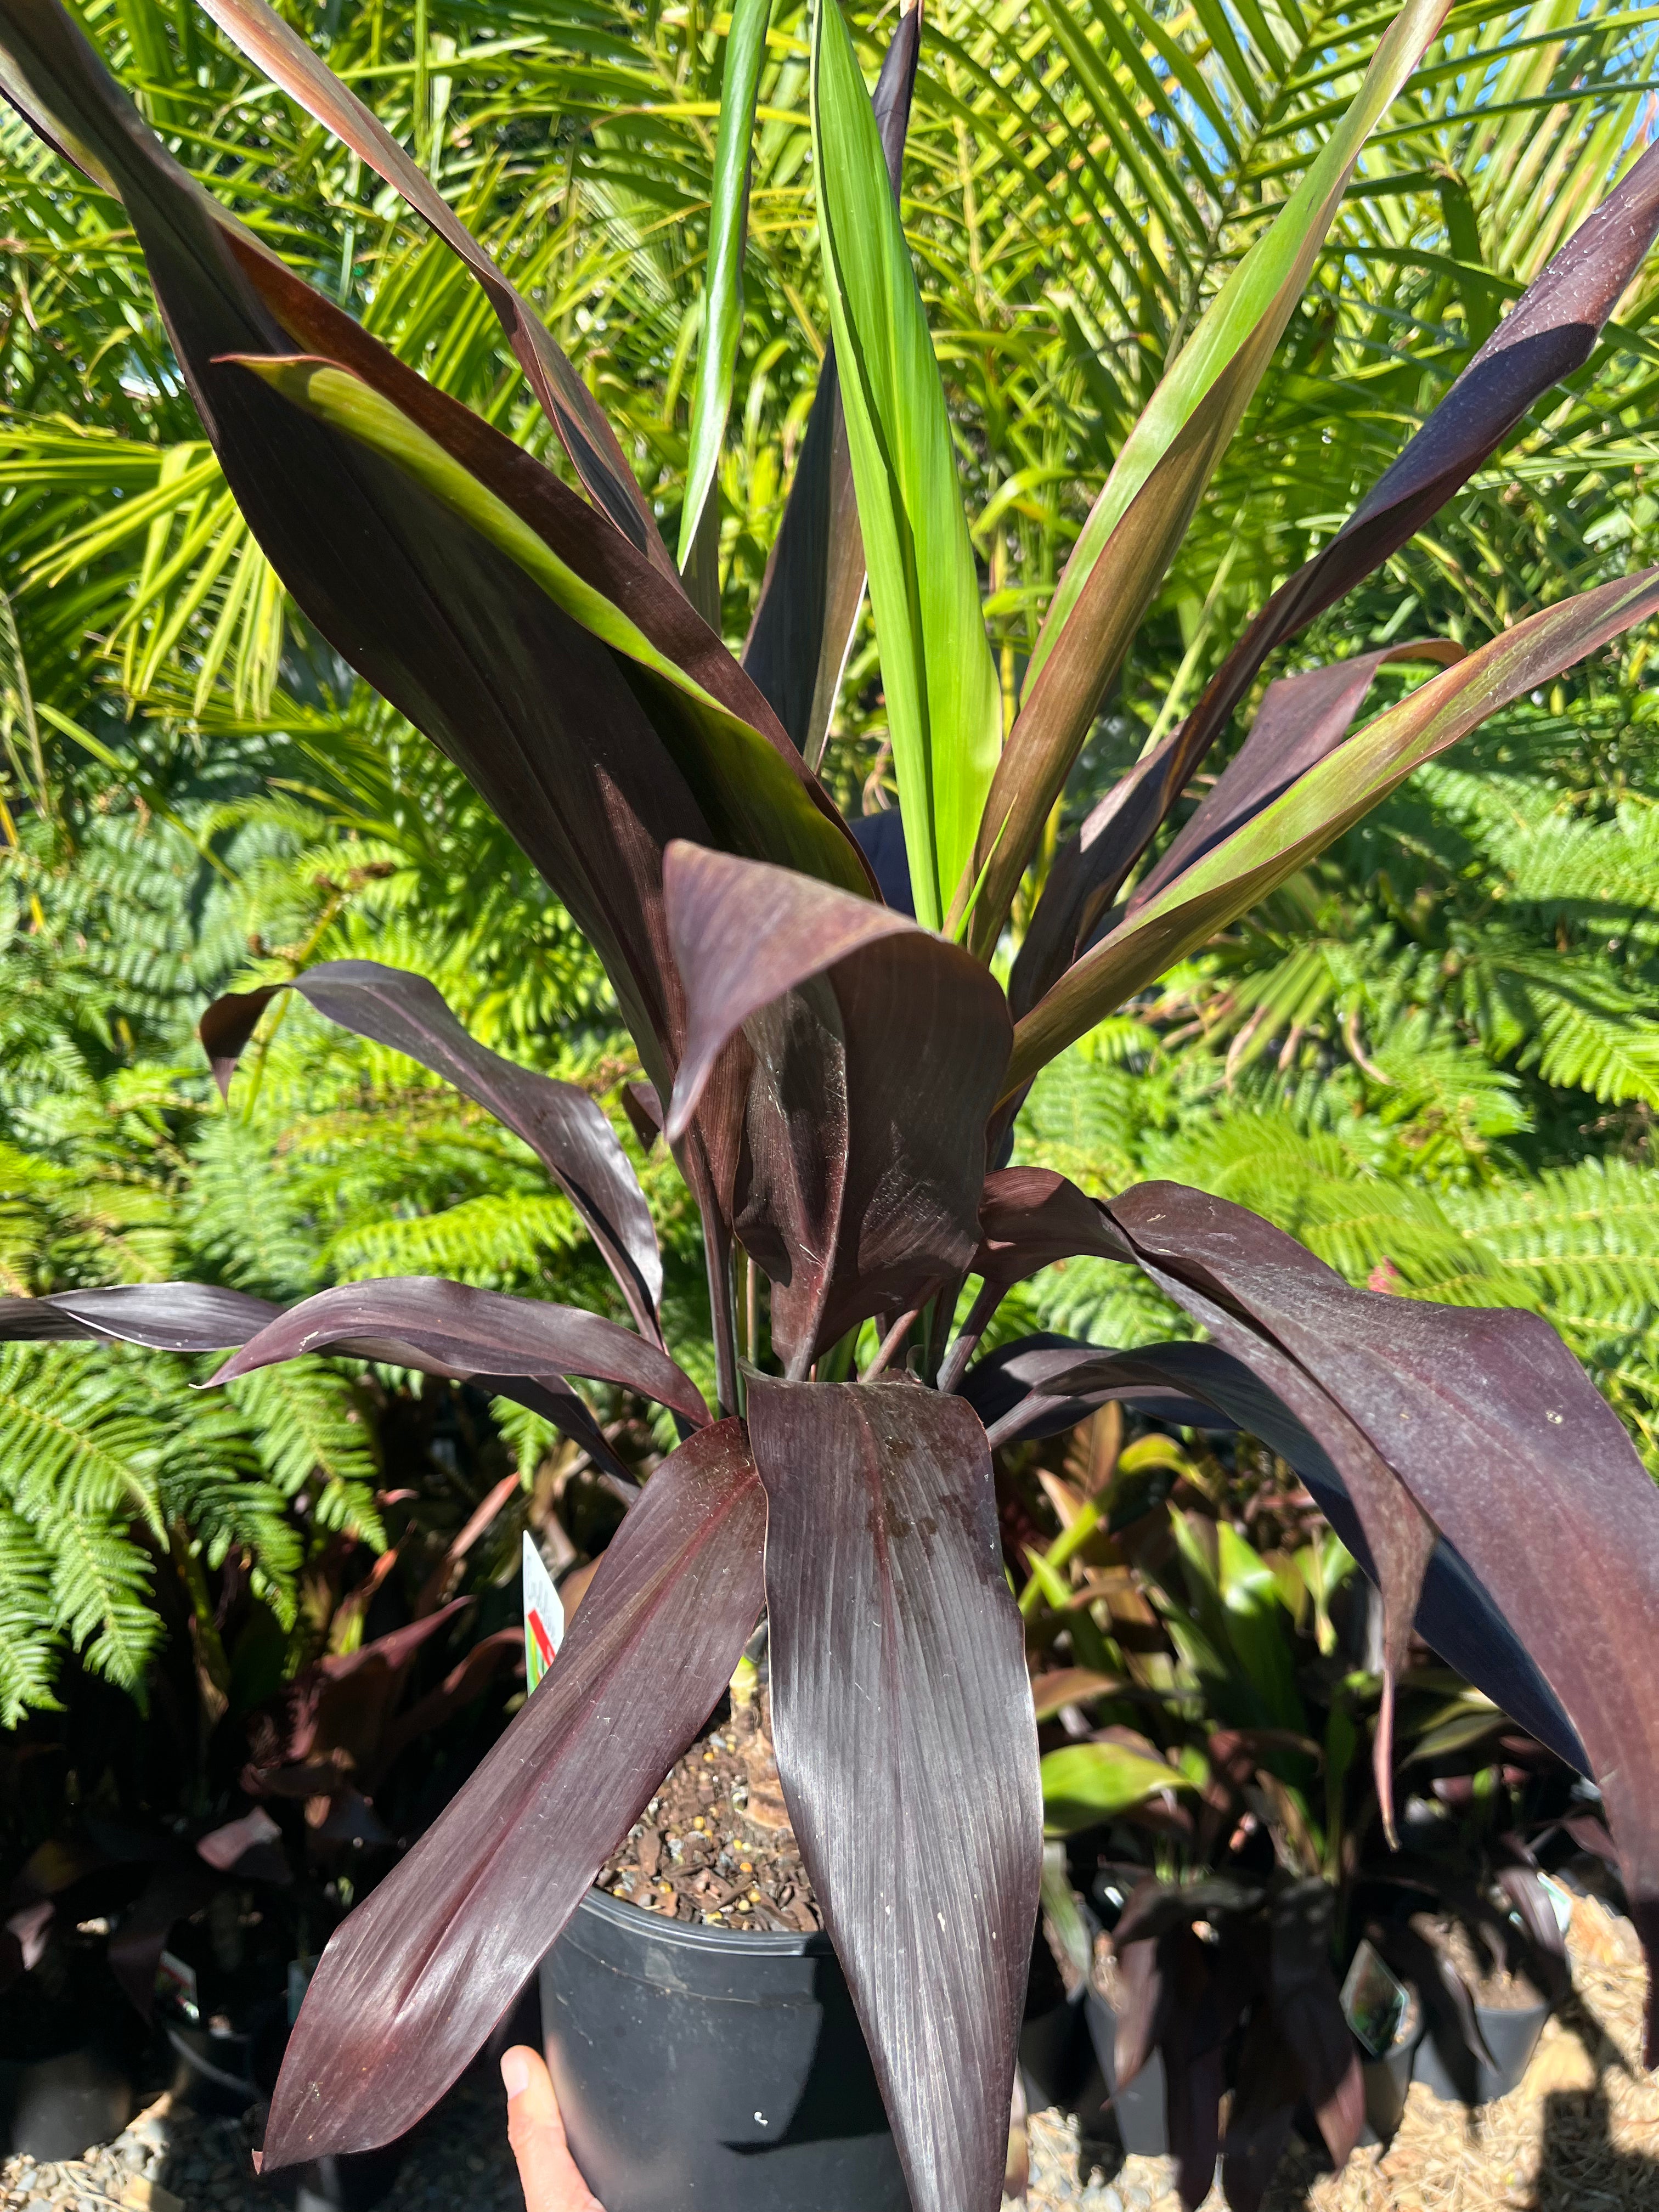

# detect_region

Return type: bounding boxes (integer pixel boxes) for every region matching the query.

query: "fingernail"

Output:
[501,2048,531,2099]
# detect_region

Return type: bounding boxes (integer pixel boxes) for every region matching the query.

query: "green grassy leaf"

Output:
[811,0,1001,930]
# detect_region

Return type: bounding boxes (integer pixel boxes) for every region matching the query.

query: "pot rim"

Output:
[575,1882,834,1960]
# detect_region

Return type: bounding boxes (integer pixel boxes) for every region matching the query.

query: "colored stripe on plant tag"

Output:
[523,1531,566,1693]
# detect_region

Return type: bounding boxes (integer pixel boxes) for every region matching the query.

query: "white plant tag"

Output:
[523,1532,565,1692]
[1340,1937,1408,2057]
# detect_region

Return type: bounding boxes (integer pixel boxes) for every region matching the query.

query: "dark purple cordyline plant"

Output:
[5,0,1659,2202]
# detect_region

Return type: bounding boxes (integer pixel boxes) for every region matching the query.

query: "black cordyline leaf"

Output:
[1014,137,1659,1008]
[1262,1880,1362,2169]
[664,843,1011,1368]
[973,1167,1132,1285]
[261,1419,765,2168]
[1105,1181,1659,2052]
[0,1282,279,1351]
[208,1277,709,1430]
[1218,2012,1302,2212]
[1127,641,1463,914]
[0,1280,639,1489]
[1012,641,1460,1017]
[992,1329,1587,1778]
[192,0,675,573]
[0,0,867,1193]
[200,960,663,1341]
[745,1375,1041,2212]
[967,1336,1234,1449]
[742,1,920,764]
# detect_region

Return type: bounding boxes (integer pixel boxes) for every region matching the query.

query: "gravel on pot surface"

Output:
[595,1700,821,1931]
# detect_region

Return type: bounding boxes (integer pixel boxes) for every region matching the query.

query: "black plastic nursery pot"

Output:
[1081,1988,1168,2158]
[0,2041,136,2162]
[540,1887,911,2212]
[1413,1988,1550,2107]
[1357,2004,1423,2147]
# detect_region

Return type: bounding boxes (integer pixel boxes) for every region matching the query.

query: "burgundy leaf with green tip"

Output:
[1128,640,1464,912]
[1008,566,1659,1087]
[261,1419,765,2168]
[0,0,865,1187]
[1156,136,1659,827]
[746,1375,1041,2212]
[208,1278,709,1430]
[664,843,1012,1366]
[200,960,663,1339]
[742,0,919,765]
[1015,137,1659,991]
[1106,1180,1659,2052]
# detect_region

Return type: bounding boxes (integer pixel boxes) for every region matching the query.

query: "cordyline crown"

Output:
[5,0,1659,2202]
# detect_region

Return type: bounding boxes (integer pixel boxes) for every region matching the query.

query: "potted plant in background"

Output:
[3,0,1659,2207]
[1011,1408,1583,2203]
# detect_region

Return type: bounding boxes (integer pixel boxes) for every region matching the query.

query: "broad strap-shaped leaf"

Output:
[1015,640,1461,1011]
[962,0,1453,957]
[1127,641,1464,914]
[200,960,663,1340]
[1007,566,1659,1087]
[742,1,920,767]
[1141,134,1659,851]
[973,1167,1132,1284]
[208,1278,709,1430]
[227,355,866,905]
[812,0,1000,929]
[1106,1180,1659,2052]
[967,1336,1237,1451]
[746,1375,1041,2212]
[190,0,674,571]
[676,0,772,577]
[0,0,866,1160]
[261,1420,765,2167]
[663,842,1012,1367]
[0,1282,278,1351]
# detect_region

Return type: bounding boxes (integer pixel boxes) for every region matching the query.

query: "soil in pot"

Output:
[0,1936,142,2161]
[595,1692,821,1934]
[1413,1920,1551,2106]
[545,1698,910,2212]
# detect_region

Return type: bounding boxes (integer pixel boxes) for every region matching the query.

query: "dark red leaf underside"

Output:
[746,1376,1041,2212]
[665,845,1012,1366]
[200,961,663,1338]
[208,1277,709,1429]
[262,1419,766,2167]
[1105,1181,1659,2055]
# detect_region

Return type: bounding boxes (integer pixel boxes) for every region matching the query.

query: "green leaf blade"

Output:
[811,0,1000,930]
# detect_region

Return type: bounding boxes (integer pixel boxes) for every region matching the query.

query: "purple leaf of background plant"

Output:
[200,961,664,1339]
[262,1419,765,2168]
[746,1375,1041,2212]
[208,1278,709,1429]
